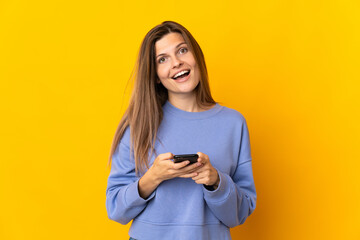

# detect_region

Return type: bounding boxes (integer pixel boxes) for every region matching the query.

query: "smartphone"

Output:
[173,154,199,165]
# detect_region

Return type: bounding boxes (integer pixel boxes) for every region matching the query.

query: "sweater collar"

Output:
[163,100,223,120]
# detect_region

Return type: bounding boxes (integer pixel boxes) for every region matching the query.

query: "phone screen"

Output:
[173,154,199,164]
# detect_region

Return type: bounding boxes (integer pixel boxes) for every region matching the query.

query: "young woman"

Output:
[106,21,256,240]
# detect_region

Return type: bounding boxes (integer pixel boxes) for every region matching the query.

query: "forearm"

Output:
[203,163,256,227]
[138,168,162,199]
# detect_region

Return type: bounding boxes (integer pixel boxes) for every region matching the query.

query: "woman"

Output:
[106,21,256,240]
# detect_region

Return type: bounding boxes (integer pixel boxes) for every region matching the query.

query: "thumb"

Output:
[160,152,174,160]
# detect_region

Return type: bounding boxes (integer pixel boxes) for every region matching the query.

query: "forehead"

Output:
[155,32,186,55]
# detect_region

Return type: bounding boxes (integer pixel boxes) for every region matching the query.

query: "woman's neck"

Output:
[168,93,213,112]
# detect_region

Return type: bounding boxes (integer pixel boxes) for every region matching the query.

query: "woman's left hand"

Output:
[191,152,220,189]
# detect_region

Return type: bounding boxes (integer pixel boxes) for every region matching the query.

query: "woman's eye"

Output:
[158,57,166,63]
[179,48,188,54]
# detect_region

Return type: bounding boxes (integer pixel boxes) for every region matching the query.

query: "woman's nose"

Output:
[172,57,183,68]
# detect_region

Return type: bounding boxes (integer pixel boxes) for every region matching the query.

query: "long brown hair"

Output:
[108,21,215,174]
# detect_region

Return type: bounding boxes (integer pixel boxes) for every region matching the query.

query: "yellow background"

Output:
[1,0,359,239]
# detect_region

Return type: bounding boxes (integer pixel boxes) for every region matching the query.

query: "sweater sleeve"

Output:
[105,133,155,225]
[203,118,257,228]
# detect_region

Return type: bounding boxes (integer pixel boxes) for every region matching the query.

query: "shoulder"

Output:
[118,125,131,148]
[216,103,247,124]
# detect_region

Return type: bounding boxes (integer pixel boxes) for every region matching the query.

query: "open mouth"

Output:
[171,70,190,80]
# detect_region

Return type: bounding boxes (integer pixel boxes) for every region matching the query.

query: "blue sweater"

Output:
[106,101,257,239]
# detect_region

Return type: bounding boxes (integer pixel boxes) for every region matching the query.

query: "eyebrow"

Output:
[156,42,187,59]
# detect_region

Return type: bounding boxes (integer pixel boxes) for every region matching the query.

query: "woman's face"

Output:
[155,32,200,98]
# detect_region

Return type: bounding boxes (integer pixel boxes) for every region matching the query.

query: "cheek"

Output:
[187,52,197,67]
[192,62,200,76]
[156,65,168,80]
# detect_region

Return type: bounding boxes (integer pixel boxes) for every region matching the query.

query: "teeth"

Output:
[173,70,189,79]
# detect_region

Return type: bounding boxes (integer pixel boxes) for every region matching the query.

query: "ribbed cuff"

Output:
[203,170,232,203]
[124,179,156,207]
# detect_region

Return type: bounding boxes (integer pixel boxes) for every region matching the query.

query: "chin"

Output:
[172,85,198,95]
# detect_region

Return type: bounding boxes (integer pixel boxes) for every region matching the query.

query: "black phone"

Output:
[173,154,199,164]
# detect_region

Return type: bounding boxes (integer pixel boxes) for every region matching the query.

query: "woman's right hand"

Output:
[138,152,203,199]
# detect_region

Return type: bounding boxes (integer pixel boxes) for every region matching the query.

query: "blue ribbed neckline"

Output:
[163,100,223,120]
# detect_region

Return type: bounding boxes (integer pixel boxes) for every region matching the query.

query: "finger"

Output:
[195,180,207,185]
[160,152,174,160]
[192,171,206,181]
[191,161,209,172]
[194,177,206,185]
[192,175,202,181]
[198,151,209,158]
[197,157,205,164]
[197,152,204,159]
[180,162,203,172]
[197,156,209,165]
[194,176,212,185]
[181,166,204,177]
[193,167,206,175]
[179,172,198,178]
[172,160,190,169]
